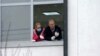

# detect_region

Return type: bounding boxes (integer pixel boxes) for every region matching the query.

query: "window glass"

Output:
[1,5,31,42]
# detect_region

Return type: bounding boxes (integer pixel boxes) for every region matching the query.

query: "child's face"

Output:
[36,23,42,31]
[36,23,41,29]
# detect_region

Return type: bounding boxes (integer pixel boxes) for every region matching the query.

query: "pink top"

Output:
[33,28,45,42]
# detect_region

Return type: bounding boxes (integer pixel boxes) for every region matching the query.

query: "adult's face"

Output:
[48,20,55,30]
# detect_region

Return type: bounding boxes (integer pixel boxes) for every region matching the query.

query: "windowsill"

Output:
[1,40,63,48]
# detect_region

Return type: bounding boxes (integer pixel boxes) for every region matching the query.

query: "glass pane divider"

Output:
[0,1,64,6]
[30,0,33,41]
[33,0,63,5]
[0,2,31,6]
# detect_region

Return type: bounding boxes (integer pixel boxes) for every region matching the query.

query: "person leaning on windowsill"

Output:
[44,19,62,41]
[33,22,45,42]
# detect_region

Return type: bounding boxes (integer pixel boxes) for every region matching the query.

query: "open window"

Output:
[32,4,64,45]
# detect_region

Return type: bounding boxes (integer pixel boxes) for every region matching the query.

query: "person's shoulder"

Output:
[55,25,61,30]
[44,26,50,31]
[45,26,49,29]
[55,25,60,28]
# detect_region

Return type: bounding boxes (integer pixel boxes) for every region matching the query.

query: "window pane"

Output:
[1,0,30,3]
[1,5,31,42]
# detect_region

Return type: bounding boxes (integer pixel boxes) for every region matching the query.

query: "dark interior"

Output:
[34,4,64,30]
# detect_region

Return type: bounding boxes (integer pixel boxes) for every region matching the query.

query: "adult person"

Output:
[44,19,62,41]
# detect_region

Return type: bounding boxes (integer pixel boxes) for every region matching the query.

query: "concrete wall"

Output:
[78,0,100,56]
[68,0,78,56]
[1,46,63,56]
[69,0,100,56]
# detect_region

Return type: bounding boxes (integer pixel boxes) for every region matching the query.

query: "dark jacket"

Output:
[44,25,62,41]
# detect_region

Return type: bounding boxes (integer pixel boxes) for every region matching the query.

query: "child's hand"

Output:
[40,35,44,39]
[32,39,36,42]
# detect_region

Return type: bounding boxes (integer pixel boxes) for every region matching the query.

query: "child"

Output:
[33,22,45,42]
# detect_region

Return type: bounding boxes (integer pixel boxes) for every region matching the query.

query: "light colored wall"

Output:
[78,0,100,56]
[68,0,100,56]
[1,46,63,56]
[68,0,78,56]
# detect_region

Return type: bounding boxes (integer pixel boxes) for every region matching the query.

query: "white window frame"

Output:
[0,0,64,41]
[0,0,63,6]
[30,0,33,41]
[0,0,1,47]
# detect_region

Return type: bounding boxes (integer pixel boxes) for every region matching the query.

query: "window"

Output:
[0,0,64,48]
